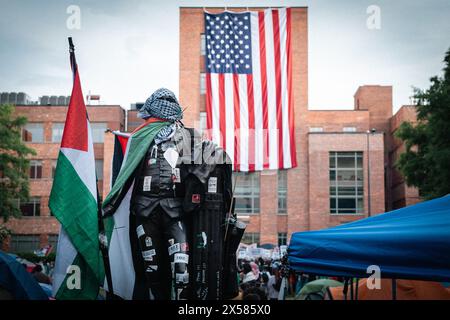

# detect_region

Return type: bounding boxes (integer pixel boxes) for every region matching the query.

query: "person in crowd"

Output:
[267,264,281,300]
[241,262,258,284]
[31,264,52,285]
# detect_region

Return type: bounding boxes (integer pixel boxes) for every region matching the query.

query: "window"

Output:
[343,127,357,132]
[52,161,57,178]
[20,197,41,216]
[329,152,364,214]
[309,127,323,133]
[200,73,206,94]
[277,170,287,214]
[95,160,104,180]
[48,234,59,253]
[91,122,107,143]
[199,112,207,136]
[233,172,260,214]
[29,160,42,179]
[200,34,206,56]
[278,232,287,246]
[52,123,64,142]
[241,232,260,245]
[22,123,44,142]
[9,235,40,253]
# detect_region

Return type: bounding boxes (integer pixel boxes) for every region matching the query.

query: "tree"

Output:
[396,48,450,200]
[0,104,36,221]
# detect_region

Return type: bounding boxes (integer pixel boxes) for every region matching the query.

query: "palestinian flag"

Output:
[102,120,168,299]
[49,38,104,299]
[110,131,130,188]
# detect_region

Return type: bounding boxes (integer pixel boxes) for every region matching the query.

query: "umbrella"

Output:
[296,279,343,300]
[0,251,48,300]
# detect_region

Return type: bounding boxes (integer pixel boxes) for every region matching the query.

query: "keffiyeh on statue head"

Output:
[138,88,183,144]
[138,88,183,122]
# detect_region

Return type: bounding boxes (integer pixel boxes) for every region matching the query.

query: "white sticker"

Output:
[172,168,181,183]
[145,236,152,247]
[143,176,152,191]
[142,249,156,260]
[168,243,180,255]
[208,177,218,193]
[174,253,189,264]
[136,225,145,238]
[176,273,189,284]
[164,148,179,168]
[168,238,175,246]
[146,265,158,272]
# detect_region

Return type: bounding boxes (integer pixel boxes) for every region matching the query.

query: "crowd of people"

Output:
[236,258,288,300]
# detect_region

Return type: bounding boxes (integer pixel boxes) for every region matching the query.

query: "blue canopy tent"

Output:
[0,251,48,300]
[288,195,450,282]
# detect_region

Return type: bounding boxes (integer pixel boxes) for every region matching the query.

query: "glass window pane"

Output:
[52,123,65,143]
[330,152,364,215]
[23,123,44,143]
[91,123,107,143]
[95,160,104,180]
[337,156,355,168]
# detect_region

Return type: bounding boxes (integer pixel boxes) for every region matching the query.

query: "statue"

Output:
[102,88,245,300]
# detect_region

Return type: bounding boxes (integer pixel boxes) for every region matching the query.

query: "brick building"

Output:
[1,6,420,253]
[177,6,419,245]
[2,104,125,252]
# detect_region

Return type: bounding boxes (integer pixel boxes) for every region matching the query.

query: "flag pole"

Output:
[67,37,115,299]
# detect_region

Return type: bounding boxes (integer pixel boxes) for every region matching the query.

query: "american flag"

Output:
[204,8,297,172]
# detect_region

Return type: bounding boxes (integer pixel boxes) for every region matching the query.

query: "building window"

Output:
[278,232,287,246]
[52,123,65,142]
[22,123,44,143]
[48,234,59,253]
[20,197,41,217]
[200,73,206,94]
[95,160,103,180]
[200,33,206,56]
[343,127,357,132]
[329,152,364,214]
[241,232,260,245]
[9,235,40,253]
[309,127,323,133]
[91,122,107,143]
[29,160,42,179]
[233,172,260,214]
[52,161,57,178]
[199,112,207,136]
[277,170,287,214]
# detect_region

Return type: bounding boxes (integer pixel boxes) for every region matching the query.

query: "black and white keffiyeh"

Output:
[138,88,183,144]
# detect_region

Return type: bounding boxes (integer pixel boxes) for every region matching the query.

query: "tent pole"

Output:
[343,278,349,300]
[392,278,397,300]
[350,278,354,300]
[355,278,359,300]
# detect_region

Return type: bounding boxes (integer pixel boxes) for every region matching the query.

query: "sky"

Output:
[0,0,449,112]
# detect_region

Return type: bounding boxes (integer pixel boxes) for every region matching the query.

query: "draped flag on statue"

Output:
[204,8,297,171]
[49,38,104,299]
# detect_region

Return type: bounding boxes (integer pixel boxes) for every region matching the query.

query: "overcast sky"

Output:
[0,0,449,112]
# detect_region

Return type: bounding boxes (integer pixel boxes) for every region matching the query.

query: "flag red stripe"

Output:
[233,74,240,171]
[286,8,297,168]
[61,70,88,151]
[258,11,269,169]
[205,73,213,140]
[247,75,256,172]
[219,74,226,150]
[272,9,284,169]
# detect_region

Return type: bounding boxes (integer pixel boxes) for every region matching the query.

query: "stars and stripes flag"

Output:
[204,8,297,171]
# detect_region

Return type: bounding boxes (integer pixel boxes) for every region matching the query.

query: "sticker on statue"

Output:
[143,176,152,191]
[192,194,201,203]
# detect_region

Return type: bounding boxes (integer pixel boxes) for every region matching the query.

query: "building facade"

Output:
[177,7,419,245]
[1,6,420,253]
[2,104,125,253]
